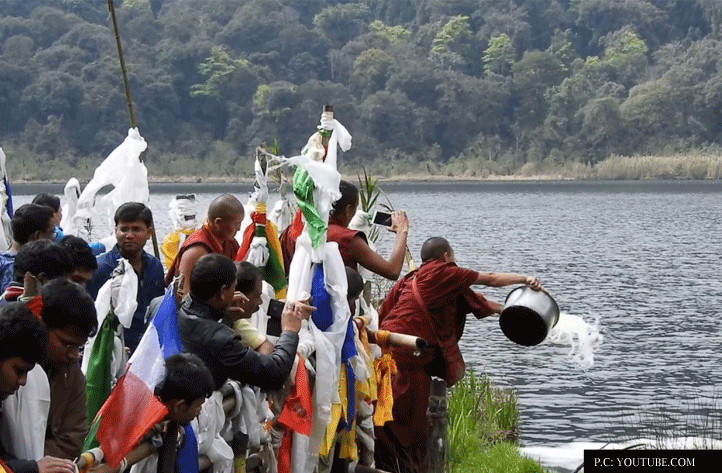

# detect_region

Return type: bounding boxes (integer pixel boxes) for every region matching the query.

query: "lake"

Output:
[12,179,722,472]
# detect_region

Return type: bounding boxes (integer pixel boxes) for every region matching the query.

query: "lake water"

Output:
[12,180,722,472]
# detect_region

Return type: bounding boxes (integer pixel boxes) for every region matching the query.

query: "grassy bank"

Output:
[446,372,549,473]
[5,145,722,183]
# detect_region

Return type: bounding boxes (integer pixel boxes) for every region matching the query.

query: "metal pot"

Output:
[499,286,560,346]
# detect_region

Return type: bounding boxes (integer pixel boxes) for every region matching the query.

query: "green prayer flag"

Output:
[83,310,117,449]
[293,167,326,249]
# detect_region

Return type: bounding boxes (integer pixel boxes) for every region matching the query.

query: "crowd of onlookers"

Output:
[0,182,541,473]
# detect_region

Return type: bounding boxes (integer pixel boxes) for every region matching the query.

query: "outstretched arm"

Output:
[350,211,409,281]
[475,272,541,290]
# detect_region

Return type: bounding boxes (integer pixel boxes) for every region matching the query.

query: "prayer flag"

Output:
[91,286,181,467]
[83,310,116,448]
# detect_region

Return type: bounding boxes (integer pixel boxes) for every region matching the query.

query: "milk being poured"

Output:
[546,312,603,370]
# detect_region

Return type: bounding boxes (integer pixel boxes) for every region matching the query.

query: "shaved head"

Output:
[420,237,452,262]
[208,194,244,221]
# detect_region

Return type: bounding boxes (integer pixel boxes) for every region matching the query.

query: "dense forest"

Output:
[1,0,721,180]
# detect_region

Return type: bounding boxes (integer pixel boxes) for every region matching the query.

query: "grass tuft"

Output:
[447,370,548,473]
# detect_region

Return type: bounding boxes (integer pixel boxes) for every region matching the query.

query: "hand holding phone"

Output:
[372,210,392,226]
[266,299,285,336]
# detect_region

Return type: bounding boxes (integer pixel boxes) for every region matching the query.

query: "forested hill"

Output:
[1,0,721,180]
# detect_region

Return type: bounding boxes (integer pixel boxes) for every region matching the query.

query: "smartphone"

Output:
[267,299,284,320]
[372,210,392,227]
[266,299,284,336]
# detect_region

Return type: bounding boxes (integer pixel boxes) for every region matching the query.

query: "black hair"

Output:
[31,193,61,212]
[420,237,453,262]
[40,279,98,338]
[330,180,359,219]
[155,353,214,404]
[235,261,262,295]
[0,302,47,364]
[11,204,55,245]
[114,202,153,227]
[345,266,364,301]
[12,240,73,283]
[190,254,236,302]
[59,235,98,272]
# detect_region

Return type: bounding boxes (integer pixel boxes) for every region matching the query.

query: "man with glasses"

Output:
[39,279,98,460]
[0,204,56,294]
[85,203,165,353]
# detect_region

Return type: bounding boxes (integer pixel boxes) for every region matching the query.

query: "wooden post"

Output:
[106,0,161,260]
[425,377,448,473]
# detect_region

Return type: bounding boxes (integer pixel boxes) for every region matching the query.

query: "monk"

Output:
[280,180,409,280]
[165,194,243,294]
[374,237,542,473]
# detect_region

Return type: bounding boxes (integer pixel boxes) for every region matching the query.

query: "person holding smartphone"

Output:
[280,180,409,280]
[327,180,409,280]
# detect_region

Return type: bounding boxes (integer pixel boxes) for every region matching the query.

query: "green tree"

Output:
[21,71,84,121]
[431,15,473,68]
[386,59,442,109]
[484,33,515,76]
[619,79,684,152]
[572,0,664,51]
[314,3,373,48]
[513,50,567,128]
[368,20,410,46]
[577,96,624,162]
[0,60,33,131]
[191,46,253,98]
[602,28,649,88]
[352,48,394,95]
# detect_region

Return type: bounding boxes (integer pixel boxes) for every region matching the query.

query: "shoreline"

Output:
[10,173,722,186]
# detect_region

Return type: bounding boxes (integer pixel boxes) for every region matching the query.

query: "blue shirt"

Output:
[55,226,106,256]
[0,251,14,294]
[86,245,165,353]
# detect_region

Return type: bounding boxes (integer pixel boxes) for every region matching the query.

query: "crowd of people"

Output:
[0,179,541,473]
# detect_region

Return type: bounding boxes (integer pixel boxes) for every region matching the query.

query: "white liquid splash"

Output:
[546,312,603,370]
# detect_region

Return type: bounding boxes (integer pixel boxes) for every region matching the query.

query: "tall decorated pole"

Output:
[279,106,367,473]
[236,144,288,298]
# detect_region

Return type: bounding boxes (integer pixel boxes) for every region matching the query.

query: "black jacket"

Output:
[177,293,298,391]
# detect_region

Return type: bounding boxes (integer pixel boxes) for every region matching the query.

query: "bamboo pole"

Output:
[353,317,428,351]
[107,0,135,129]
[106,0,161,260]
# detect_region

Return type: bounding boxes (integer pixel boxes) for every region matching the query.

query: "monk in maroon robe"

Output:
[375,237,541,472]
[280,180,409,279]
[165,194,243,293]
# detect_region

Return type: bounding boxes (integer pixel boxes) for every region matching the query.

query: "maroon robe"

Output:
[327,221,367,271]
[278,215,367,272]
[165,224,240,286]
[279,209,304,275]
[375,259,494,472]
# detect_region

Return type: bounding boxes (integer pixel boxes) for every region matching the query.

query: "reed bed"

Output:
[592,155,722,180]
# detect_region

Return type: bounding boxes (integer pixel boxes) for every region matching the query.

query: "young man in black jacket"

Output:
[177,254,314,391]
